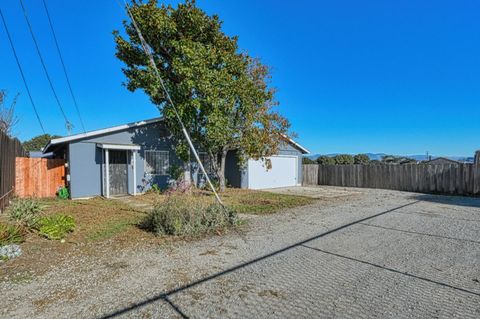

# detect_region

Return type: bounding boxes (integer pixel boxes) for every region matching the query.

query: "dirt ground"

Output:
[1,187,479,318]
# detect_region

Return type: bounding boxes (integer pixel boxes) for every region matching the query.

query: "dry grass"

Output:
[0,189,314,281]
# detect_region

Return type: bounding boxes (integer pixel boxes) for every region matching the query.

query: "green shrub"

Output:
[37,215,75,240]
[316,155,335,165]
[0,223,24,246]
[333,154,355,165]
[8,198,44,228]
[141,195,238,236]
[57,187,70,199]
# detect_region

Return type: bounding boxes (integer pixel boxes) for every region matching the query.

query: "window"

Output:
[145,150,169,175]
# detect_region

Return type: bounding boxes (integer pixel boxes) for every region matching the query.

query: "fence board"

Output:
[303,163,480,196]
[0,131,27,212]
[15,157,66,198]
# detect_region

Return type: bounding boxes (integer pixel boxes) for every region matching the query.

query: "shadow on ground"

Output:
[411,194,480,208]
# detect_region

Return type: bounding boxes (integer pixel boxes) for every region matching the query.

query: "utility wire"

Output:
[0,8,46,134]
[19,0,73,134]
[42,0,86,133]
[120,0,227,211]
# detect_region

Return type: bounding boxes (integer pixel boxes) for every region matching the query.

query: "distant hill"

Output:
[306,153,474,163]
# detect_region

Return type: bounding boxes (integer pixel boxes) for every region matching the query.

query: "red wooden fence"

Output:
[15,157,66,198]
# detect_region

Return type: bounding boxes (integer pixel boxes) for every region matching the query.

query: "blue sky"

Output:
[1,0,479,156]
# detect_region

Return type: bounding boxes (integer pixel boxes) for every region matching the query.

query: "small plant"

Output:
[149,184,162,194]
[36,214,75,240]
[0,223,24,246]
[57,186,69,200]
[141,195,237,236]
[8,198,44,228]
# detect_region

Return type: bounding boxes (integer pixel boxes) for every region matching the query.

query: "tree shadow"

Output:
[97,201,419,318]
[410,194,480,208]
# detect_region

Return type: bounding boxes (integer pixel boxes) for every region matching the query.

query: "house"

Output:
[425,157,460,165]
[43,118,309,199]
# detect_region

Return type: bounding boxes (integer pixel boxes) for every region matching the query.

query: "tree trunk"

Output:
[217,149,228,192]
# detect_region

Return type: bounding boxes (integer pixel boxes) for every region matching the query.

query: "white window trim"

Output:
[144,150,170,176]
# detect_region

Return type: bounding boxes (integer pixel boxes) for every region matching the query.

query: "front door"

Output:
[109,150,128,195]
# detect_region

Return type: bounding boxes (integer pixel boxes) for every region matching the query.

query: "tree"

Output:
[0,90,19,137]
[333,154,354,165]
[316,155,335,165]
[354,154,370,164]
[114,0,291,191]
[302,157,315,164]
[23,134,61,152]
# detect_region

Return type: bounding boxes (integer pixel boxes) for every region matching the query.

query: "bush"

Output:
[141,195,238,236]
[354,154,370,164]
[316,155,335,165]
[36,214,75,240]
[333,154,355,165]
[57,186,70,199]
[0,223,24,247]
[8,198,44,228]
[302,157,315,164]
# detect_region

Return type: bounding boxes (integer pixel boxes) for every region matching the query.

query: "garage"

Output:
[247,155,299,189]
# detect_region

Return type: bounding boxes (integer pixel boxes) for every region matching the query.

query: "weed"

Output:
[37,215,75,240]
[0,223,24,246]
[8,198,44,228]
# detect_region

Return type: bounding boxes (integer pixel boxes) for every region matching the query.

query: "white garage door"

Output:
[248,156,298,189]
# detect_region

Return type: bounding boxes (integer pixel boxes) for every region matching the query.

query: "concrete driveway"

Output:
[3,187,480,318]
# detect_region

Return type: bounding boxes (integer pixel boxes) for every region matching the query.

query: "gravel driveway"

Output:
[2,187,480,318]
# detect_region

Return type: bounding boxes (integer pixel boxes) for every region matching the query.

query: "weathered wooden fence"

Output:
[15,157,66,198]
[303,164,480,196]
[0,130,27,212]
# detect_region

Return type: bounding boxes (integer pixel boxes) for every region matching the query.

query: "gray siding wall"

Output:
[66,120,306,198]
[68,122,181,198]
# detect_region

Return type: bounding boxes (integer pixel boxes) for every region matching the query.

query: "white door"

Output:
[248,156,298,189]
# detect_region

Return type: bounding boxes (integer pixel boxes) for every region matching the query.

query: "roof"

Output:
[43,117,309,154]
[426,157,460,164]
[43,117,163,153]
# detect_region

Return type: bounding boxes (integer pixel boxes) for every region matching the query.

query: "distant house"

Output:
[425,157,460,165]
[43,117,309,199]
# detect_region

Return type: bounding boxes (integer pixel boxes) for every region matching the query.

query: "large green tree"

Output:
[114,0,291,191]
[23,134,60,152]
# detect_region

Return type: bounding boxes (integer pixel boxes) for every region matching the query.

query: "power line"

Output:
[0,8,46,134]
[19,0,73,135]
[42,0,86,133]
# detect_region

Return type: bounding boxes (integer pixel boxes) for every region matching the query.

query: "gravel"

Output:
[1,187,480,318]
[0,245,22,262]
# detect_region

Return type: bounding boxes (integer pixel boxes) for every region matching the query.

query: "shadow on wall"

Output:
[410,194,480,208]
[130,122,181,192]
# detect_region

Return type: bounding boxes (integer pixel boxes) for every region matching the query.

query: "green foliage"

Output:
[333,154,355,165]
[141,195,238,236]
[0,223,24,246]
[302,157,315,164]
[57,187,70,200]
[22,134,61,152]
[114,0,291,191]
[8,198,44,228]
[167,164,184,181]
[354,154,370,164]
[149,184,162,194]
[316,155,335,165]
[37,215,75,240]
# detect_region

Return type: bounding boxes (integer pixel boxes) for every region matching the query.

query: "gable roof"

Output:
[43,117,309,154]
[43,117,163,153]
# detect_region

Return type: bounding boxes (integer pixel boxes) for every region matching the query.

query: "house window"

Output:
[145,150,169,175]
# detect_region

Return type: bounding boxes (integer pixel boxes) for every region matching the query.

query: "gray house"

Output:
[43,118,309,199]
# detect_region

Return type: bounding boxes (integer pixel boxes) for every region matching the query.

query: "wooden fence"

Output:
[15,157,66,198]
[0,130,27,212]
[303,164,480,196]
